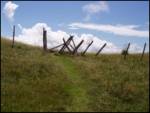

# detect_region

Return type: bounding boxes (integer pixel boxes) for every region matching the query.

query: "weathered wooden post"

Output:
[43,28,47,51]
[59,36,73,54]
[72,40,84,55]
[82,41,93,56]
[140,43,146,60]
[124,43,130,59]
[69,43,74,50]
[49,43,64,51]
[12,25,15,48]
[63,38,72,53]
[95,43,107,56]
[71,38,76,48]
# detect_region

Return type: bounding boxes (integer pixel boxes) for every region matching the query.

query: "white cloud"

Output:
[74,34,121,53]
[17,24,23,30]
[69,22,149,38]
[82,1,109,21]
[3,1,19,21]
[13,23,122,53]
[12,23,146,54]
[83,1,109,14]
[129,43,143,53]
[16,23,69,48]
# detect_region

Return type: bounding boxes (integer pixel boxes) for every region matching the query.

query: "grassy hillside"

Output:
[1,38,149,112]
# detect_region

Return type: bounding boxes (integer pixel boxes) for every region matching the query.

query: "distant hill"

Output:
[1,37,149,112]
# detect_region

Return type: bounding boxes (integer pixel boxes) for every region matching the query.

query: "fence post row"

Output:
[12,25,15,48]
[10,26,147,60]
[140,42,146,60]
[43,28,47,51]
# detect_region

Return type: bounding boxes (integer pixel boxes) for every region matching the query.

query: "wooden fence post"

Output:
[12,25,15,48]
[82,41,93,56]
[43,28,47,51]
[95,43,107,56]
[59,36,73,54]
[72,40,84,55]
[49,43,64,51]
[63,38,72,53]
[124,43,130,59]
[71,38,76,48]
[140,43,146,60]
[69,43,75,50]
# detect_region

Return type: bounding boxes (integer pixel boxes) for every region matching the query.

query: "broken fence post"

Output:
[69,43,75,50]
[124,43,130,60]
[140,42,146,60]
[12,25,15,48]
[63,38,72,53]
[95,43,107,56]
[82,41,93,56]
[59,36,73,54]
[72,40,84,55]
[43,28,47,51]
[71,38,76,48]
[49,43,64,52]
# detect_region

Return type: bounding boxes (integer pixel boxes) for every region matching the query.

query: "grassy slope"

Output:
[1,38,149,112]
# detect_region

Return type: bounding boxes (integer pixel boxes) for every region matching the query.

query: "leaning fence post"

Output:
[82,41,93,56]
[43,28,47,51]
[140,43,146,60]
[72,40,84,55]
[95,43,107,56]
[63,38,72,53]
[12,25,15,48]
[124,43,130,59]
[59,36,73,54]
[71,38,76,48]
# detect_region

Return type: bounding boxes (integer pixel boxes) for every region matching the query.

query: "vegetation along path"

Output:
[1,38,149,112]
[55,55,90,112]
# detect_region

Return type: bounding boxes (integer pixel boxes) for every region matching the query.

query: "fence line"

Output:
[11,25,147,59]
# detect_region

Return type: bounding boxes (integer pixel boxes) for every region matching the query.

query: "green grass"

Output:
[1,37,149,112]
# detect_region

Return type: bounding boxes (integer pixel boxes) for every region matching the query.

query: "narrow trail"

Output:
[55,55,90,112]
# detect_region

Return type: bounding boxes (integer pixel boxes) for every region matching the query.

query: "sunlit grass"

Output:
[1,37,149,112]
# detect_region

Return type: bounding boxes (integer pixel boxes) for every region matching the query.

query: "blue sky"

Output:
[1,1,149,53]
